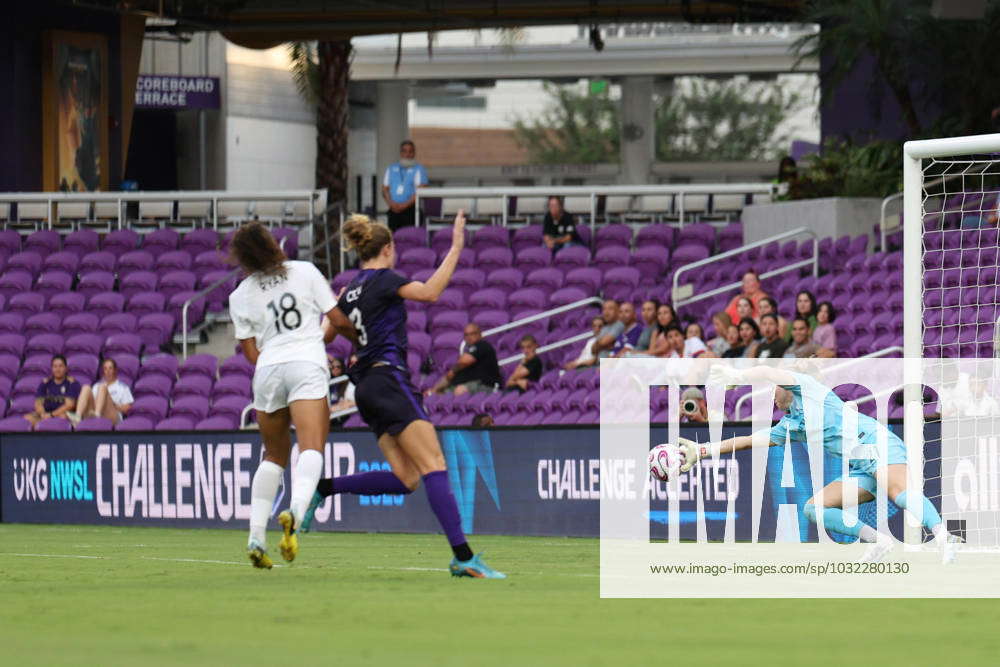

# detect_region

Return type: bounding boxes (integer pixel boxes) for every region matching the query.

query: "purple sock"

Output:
[329,472,411,496]
[422,470,469,549]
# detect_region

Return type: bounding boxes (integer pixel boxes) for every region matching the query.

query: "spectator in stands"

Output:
[505,334,543,393]
[684,322,709,358]
[591,299,624,359]
[663,325,686,358]
[776,155,800,199]
[23,355,82,426]
[707,311,733,357]
[794,290,819,333]
[735,296,754,324]
[721,324,744,358]
[328,356,356,424]
[964,372,1000,417]
[648,304,679,357]
[631,299,659,354]
[784,317,824,358]
[471,413,494,427]
[565,317,604,370]
[75,358,133,425]
[751,314,788,359]
[757,297,789,339]
[730,317,762,358]
[428,323,502,396]
[382,140,428,231]
[612,302,643,356]
[813,302,838,353]
[724,270,767,325]
[542,196,582,255]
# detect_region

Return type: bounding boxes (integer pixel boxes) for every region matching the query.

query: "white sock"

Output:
[290,449,324,528]
[249,460,284,548]
[858,525,880,543]
[931,523,948,545]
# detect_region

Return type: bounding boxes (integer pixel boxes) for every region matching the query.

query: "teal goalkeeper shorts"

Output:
[835,431,908,495]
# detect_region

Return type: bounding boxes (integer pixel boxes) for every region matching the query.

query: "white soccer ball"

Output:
[648,443,682,482]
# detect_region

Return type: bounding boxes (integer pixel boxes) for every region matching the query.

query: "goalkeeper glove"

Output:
[677,437,721,473]
[707,365,743,388]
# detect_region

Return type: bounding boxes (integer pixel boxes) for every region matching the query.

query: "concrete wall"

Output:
[742,197,882,246]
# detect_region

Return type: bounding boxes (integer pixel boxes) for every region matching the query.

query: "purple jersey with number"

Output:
[336,269,412,376]
[612,323,643,354]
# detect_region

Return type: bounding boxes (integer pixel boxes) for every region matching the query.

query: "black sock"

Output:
[316,478,335,497]
[452,542,474,562]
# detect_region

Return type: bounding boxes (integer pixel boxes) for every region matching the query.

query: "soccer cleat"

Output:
[277,510,298,562]
[299,491,323,533]
[247,540,273,570]
[940,533,963,565]
[449,553,507,579]
[860,532,895,563]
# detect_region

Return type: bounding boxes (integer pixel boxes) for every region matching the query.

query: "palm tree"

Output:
[793,0,927,136]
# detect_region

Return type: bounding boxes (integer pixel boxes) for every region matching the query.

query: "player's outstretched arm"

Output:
[676,431,778,472]
[399,210,466,303]
[708,364,796,388]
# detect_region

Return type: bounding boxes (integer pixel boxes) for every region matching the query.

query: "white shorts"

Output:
[252,361,330,413]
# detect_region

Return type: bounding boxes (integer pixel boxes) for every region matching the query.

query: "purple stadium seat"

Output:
[406,309,427,332]
[0,230,20,255]
[548,287,590,328]
[525,267,564,293]
[36,417,72,432]
[327,336,354,361]
[99,313,138,337]
[603,266,642,301]
[171,396,212,422]
[172,375,214,400]
[115,416,154,432]
[9,292,45,318]
[428,310,468,338]
[66,353,99,383]
[182,229,219,257]
[213,376,251,400]
[180,354,218,381]
[64,229,100,258]
[143,228,180,255]
[79,251,116,275]
[408,332,432,359]
[0,353,20,379]
[450,268,487,297]
[561,267,600,295]
[431,227,469,257]
[219,353,254,380]
[102,229,140,257]
[212,394,250,419]
[430,331,463,371]
[156,416,196,431]
[130,396,170,422]
[196,415,239,430]
[75,272,113,300]
[193,251,226,280]
[7,251,43,278]
[272,227,299,260]
[0,416,32,432]
[426,288,465,321]
[75,416,114,431]
[21,354,53,376]
[474,309,507,332]
[636,224,677,249]
[396,247,436,277]
[0,271,33,300]
[595,223,632,249]
[477,247,514,275]
[553,245,590,274]
[25,230,60,256]
[410,269,434,285]
[485,267,523,292]
[0,313,24,335]
[127,291,167,318]
[117,250,156,280]
[467,288,507,318]
[672,243,711,267]
[593,245,630,275]
[104,333,142,357]
[512,224,543,253]
[134,375,173,402]
[88,292,125,320]
[508,288,547,313]
[140,353,179,380]
[392,227,427,254]
[119,271,157,300]
[471,226,509,252]
[43,251,80,274]
[630,246,670,284]
[156,250,193,274]
[514,246,551,274]
[137,313,174,350]
[158,271,198,301]
[200,270,237,312]
[24,312,61,340]
[0,333,26,357]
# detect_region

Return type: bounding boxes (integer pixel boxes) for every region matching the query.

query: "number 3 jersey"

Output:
[229,260,338,370]
[335,268,412,377]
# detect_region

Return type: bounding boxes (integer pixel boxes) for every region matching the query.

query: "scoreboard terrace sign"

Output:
[135,75,220,110]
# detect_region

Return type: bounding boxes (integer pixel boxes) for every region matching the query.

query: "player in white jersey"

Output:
[660,364,959,563]
[228,221,355,569]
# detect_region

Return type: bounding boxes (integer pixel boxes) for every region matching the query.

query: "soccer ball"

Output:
[648,443,682,482]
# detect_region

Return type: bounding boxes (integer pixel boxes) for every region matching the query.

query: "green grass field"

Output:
[1,524,998,666]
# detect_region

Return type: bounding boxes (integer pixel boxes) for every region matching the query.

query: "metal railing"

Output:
[414,183,776,233]
[180,267,241,359]
[672,227,818,310]
[461,296,604,354]
[497,331,593,367]
[731,346,904,419]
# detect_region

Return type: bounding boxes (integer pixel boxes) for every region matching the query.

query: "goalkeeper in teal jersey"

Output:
[676,365,960,563]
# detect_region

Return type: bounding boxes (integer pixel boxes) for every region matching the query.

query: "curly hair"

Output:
[342,214,393,262]
[229,221,287,278]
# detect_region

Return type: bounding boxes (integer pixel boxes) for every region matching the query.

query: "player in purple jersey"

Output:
[308,211,505,579]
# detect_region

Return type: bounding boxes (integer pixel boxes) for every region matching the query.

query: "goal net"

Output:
[907,133,1000,551]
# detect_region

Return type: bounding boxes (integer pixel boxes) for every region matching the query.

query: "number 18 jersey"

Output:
[229,260,337,370]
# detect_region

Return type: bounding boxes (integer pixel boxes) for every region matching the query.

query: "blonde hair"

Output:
[342,214,393,262]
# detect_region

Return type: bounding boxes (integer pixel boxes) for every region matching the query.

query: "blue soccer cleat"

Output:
[299,491,324,533]
[449,553,507,579]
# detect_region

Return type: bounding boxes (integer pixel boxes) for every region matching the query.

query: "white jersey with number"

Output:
[229,260,337,370]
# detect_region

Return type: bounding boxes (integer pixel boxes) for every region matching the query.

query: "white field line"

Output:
[1,552,106,560]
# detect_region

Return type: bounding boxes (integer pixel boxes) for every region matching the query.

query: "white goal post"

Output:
[903,133,1000,549]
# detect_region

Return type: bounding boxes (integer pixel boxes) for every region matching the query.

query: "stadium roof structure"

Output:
[77,1,806,48]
